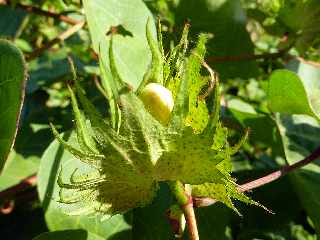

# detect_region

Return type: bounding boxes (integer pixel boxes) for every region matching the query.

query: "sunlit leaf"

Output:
[0,39,27,173]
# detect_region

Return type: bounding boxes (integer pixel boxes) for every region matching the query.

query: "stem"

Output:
[206,47,290,63]
[169,181,199,240]
[194,145,320,207]
[295,56,320,68]
[26,20,85,61]
[0,174,37,200]
[182,199,199,240]
[0,0,80,25]
[206,47,320,69]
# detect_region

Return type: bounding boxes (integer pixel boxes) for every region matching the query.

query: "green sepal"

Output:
[164,23,189,88]
[167,60,189,134]
[137,17,164,94]
[99,47,120,129]
[67,85,98,154]
[185,34,210,133]
[49,123,104,169]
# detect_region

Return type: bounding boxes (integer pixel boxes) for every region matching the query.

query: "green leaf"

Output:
[83,0,155,90]
[268,69,320,121]
[268,70,319,118]
[286,59,320,116]
[266,63,320,235]
[0,39,26,173]
[268,70,318,117]
[275,114,320,235]
[37,131,132,239]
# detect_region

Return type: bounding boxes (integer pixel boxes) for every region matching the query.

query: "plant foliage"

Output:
[51,20,265,217]
[1,0,320,239]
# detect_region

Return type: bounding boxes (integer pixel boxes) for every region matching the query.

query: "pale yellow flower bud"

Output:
[140,83,174,124]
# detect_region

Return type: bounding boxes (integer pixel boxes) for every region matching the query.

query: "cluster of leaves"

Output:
[1,0,320,239]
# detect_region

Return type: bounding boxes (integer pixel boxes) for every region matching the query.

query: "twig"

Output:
[26,20,85,61]
[182,197,199,240]
[169,181,199,240]
[194,145,320,207]
[206,48,289,63]
[295,56,320,68]
[0,0,80,25]
[206,47,320,67]
[0,174,37,200]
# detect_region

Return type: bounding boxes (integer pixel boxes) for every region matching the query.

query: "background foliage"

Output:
[0,0,320,239]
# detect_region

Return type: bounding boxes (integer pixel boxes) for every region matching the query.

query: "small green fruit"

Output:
[140,83,174,124]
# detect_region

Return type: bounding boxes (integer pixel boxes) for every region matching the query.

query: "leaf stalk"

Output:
[169,181,199,240]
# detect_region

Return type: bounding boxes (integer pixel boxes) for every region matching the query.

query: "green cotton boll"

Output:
[140,83,174,125]
[50,19,265,217]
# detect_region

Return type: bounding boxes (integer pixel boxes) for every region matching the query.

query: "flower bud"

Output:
[140,83,174,124]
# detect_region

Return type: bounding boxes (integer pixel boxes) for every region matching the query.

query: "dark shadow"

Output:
[131,183,175,239]
[14,125,53,158]
[34,229,88,240]
[0,6,27,38]
[108,230,132,240]
[194,203,233,240]
[106,25,134,37]
[0,207,48,240]
[232,170,303,236]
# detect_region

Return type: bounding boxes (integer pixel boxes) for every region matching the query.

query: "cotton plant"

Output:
[51,18,266,221]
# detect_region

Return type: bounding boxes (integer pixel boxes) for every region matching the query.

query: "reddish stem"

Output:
[0,0,80,25]
[206,48,289,63]
[0,174,37,200]
[182,197,199,240]
[194,145,320,207]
